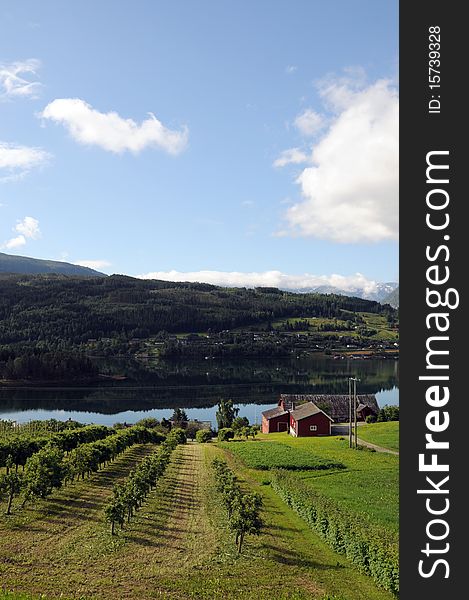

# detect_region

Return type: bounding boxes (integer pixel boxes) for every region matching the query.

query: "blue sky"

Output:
[0,1,398,292]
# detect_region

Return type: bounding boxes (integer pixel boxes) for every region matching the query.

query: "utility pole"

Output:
[354,378,358,449]
[349,377,360,448]
[348,377,352,448]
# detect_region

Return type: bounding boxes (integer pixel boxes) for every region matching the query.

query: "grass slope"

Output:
[357,422,399,452]
[0,442,395,600]
[249,434,399,532]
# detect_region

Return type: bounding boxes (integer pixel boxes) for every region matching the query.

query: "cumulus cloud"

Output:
[279,77,398,243]
[73,259,111,270]
[0,142,51,182]
[137,269,380,295]
[294,108,324,137]
[0,59,42,99]
[2,216,41,250]
[273,147,309,168]
[39,98,188,155]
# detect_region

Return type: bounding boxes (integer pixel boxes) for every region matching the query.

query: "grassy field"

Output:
[0,440,396,600]
[226,433,399,533]
[270,313,398,342]
[218,440,345,471]
[357,422,399,452]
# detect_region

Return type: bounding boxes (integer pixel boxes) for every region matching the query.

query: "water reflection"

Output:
[0,356,398,424]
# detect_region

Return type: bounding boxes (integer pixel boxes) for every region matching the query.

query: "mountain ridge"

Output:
[0,252,106,277]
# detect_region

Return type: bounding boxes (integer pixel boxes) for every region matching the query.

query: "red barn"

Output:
[261,406,290,434]
[289,402,333,437]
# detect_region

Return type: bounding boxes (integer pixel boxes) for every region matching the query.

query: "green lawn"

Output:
[245,433,399,533]
[357,421,399,452]
[218,440,345,471]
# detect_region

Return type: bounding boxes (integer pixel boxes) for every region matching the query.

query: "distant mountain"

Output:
[382,286,399,308]
[0,252,106,277]
[281,282,398,303]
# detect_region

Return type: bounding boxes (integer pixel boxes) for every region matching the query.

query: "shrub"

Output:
[185,421,205,440]
[196,429,212,443]
[169,428,187,445]
[365,415,377,424]
[218,428,235,442]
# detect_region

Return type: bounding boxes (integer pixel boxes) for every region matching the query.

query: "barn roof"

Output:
[290,402,334,422]
[279,394,379,422]
[262,406,289,420]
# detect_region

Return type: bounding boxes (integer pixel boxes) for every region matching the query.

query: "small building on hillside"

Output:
[289,402,333,437]
[261,406,290,434]
[279,394,379,423]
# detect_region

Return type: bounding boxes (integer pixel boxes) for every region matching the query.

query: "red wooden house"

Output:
[289,402,333,437]
[261,406,290,434]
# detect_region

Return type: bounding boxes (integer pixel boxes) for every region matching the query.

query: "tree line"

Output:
[0,424,112,470]
[0,273,395,350]
[0,425,163,515]
[212,458,263,554]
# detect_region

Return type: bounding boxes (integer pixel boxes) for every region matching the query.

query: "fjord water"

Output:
[0,355,398,426]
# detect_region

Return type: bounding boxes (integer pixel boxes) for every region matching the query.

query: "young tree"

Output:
[216,398,239,430]
[217,428,235,442]
[232,416,249,434]
[105,491,125,535]
[196,429,212,443]
[22,446,65,505]
[0,457,23,515]
[229,492,263,554]
[171,408,188,427]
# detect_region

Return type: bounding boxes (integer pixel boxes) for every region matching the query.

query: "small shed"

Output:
[289,402,333,437]
[356,403,375,421]
[261,406,290,434]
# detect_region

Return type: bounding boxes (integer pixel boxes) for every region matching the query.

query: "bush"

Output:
[196,429,212,443]
[365,414,377,423]
[168,427,187,445]
[218,428,235,442]
[377,405,399,422]
[270,470,398,594]
[185,421,205,440]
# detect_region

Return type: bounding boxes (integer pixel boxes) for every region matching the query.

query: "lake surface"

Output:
[0,355,399,426]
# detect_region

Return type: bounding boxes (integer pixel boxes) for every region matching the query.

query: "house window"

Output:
[310,425,317,431]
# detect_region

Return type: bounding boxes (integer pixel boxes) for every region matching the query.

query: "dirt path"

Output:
[357,437,399,455]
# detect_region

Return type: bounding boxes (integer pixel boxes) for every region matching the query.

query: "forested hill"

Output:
[0,252,106,277]
[0,273,395,349]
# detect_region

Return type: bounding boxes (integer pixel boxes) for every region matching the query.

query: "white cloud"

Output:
[137,268,380,295]
[0,142,51,181]
[2,235,26,250]
[294,109,324,137]
[0,59,42,99]
[40,98,188,155]
[273,147,309,168]
[285,65,298,74]
[2,216,41,250]
[280,77,398,243]
[73,259,111,270]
